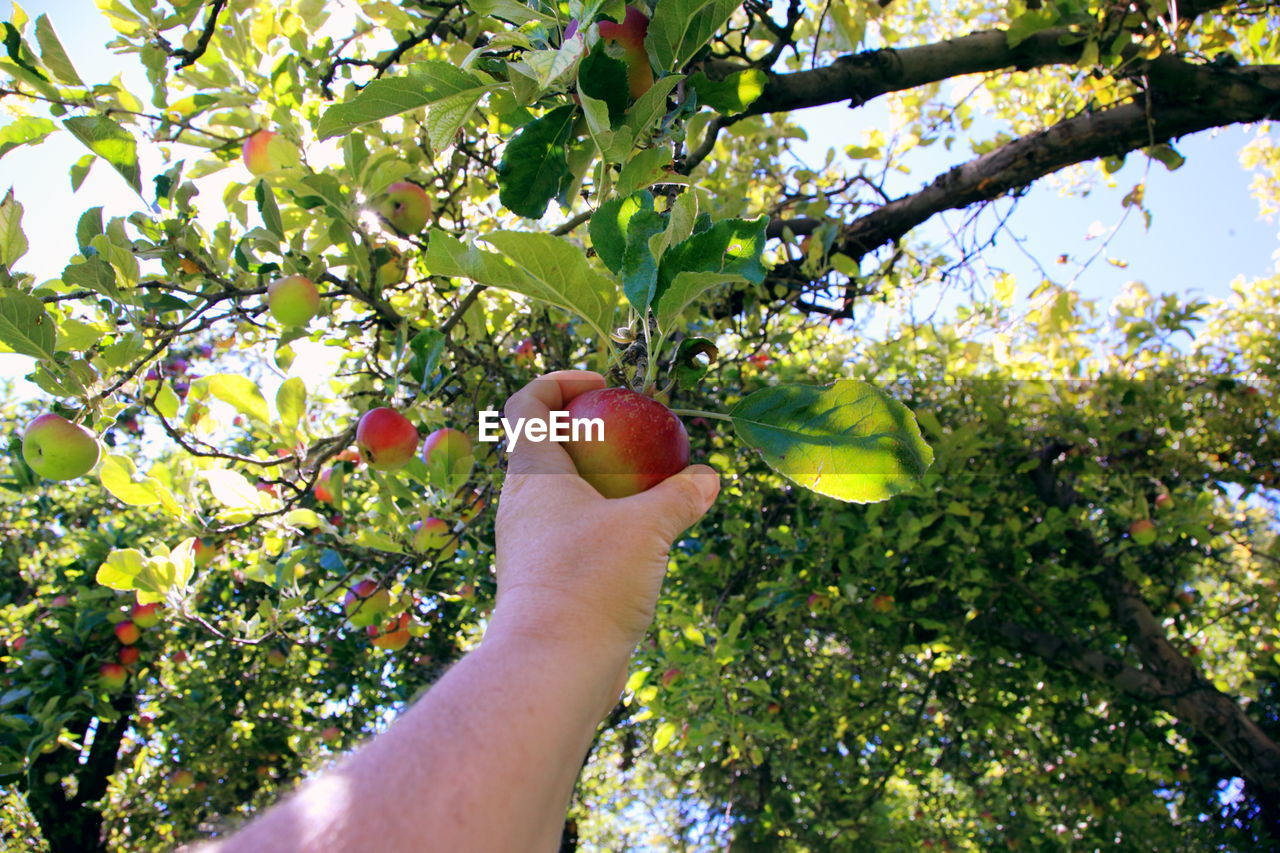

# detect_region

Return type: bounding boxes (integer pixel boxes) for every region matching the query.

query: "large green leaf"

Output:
[425,229,615,338]
[496,104,578,219]
[620,209,666,312]
[0,189,27,268]
[34,15,82,85]
[645,0,742,73]
[589,191,654,274]
[63,115,141,194]
[0,290,53,359]
[687,67,766,114]
[654,215,767,309]
[316,61,488,152]
[276,377,307,430]
[729,380,934,503]
[197,374,271,424]
[656,270,746,330]
[99,454,182,514]
[0,116,55,160]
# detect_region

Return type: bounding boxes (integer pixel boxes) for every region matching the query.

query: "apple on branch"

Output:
[368,613,412,651]
[99,662,128,692]
[356,408,420,471]
[22,413,100,481]
[131,602,162,629]
[598,6,655,99]
[561,388,690,499]
[242,130,298,175]
[1129,519,1157,545]
[377,181,433,235]
[114,620,141,645]
[267,275,320,327]
[314,466,341,504]
[411,517,457,558]
[344,579,392,628]
[422,427,473,491]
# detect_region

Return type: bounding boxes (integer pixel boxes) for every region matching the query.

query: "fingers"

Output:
[626,464,720,540]
[503,371,607,478]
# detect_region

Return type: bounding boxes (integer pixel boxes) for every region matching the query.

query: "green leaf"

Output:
[425,229,616,338]
[1145,144,1185,171]
[674,336,718,389]
[99,454,180,512]
[656,270,745,331]
[687,68,766,114]
[495,104,578,219]
[61,255,120,300]
[653,720,678,753]
[316,61,487,152]
[646,0,742,73]
[654,215,767,315]
[202,469,269,511]
[0,189,28,268]
[34,15,82,85]
[578,40,629,126]
[2,21,46,81]
[1005,8,1058,48]
[95,549,146,593]
[621,209,667,312]
[729,380,934,503]
[0,290,53,359]
[199,375,271,424]
[63,116,141,194]
[468,0,557,26]
[615,146,673,197]
[589,191,654,274]
[255,179,284,240]
[408,328,446,389]
[623,75,683,141]
[0,116,55,159]
[276,377,306,430]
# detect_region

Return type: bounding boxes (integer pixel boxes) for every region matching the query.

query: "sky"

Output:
[1,1,1277,393]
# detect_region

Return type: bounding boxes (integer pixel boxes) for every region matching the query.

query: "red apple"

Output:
[369,613,411,651]
[598,7,654,99]
[22,413,100,480]
[355,408,419,471]
[320,726,341,744]
[411,517,456,557]
[870,594,895,614]
[118,645,140,666]
[513,338,536,368]
[267,275,320,327]
[99,662,128,691]
[561,388,690,499]
[115,621,141,645]
[171,650,189,664]
[661,667,681,687]
[12,636,26,653]
[344,579,392,627]
[1154,493,1174,512]
[1129,519,1157,546]
[377,181,433,235]
[193,539,216,567]
[242,130,296,175]
[314,466,340,504]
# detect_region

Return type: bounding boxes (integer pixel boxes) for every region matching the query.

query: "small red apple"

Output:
[115,621,141,645]
[1154,493,1174,512]
[561,388,690,499]
[1129,519,1157,546]
[99,662,128,691]
[193,539,216,567]
[171,650,189,664]
[870,594,895,614]
[513,338,536,368]
[377,181,433,235]
[369,613,412,650]
[320,726,341,744]
[421,428,472,488]
[242,130,296,175]
[661,667,681,687]
[355,408,420,471]
[118,645,141,666]
[314,466,340,504]
[344,579,392,627]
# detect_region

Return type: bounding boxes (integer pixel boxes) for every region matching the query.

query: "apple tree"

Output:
[0,0,1278,849]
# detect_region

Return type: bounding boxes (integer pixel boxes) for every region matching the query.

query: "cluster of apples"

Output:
[99,601,163,692]
[343,579,414,650]
[243,129,433,330]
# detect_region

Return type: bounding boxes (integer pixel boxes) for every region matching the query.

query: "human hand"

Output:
[490,371,720,657]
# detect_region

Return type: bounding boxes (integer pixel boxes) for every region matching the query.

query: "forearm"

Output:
[203,623,628,852]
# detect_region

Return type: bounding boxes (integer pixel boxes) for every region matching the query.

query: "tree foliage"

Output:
[0,0,1277,849]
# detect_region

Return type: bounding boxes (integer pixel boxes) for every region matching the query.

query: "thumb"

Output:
[627,464,720,540]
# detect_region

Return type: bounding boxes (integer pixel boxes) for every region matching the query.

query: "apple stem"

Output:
[670,408,731,421]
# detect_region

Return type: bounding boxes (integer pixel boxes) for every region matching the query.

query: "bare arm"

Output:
[197,371,719,852]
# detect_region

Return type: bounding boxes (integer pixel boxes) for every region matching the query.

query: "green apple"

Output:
[561,388,690,499]
[377,181,433,235]
[411,517,456,557]
[267,275,320,327]
[1130,519,1157,546]
[22,413,100,481]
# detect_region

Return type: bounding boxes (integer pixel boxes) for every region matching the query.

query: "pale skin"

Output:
[194,371,720,852]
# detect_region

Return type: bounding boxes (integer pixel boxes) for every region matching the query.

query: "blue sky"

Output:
[2,1,1277,390]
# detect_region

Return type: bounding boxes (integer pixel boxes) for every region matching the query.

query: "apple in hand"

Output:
[344,579,392,627]
[561,387,690,499]
[377,181,433,235]
[22,414,100,481]
[115,620,141,645]
[598,6,655,99]
[242,130,297,175]
[411,517,456,557]
[356,408,420,471]
[131,602,162,629]
[99,663,128,691]
[267,275,320,327]
[1130,519,1157,546]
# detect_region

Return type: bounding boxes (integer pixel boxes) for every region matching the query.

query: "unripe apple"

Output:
[377,181,433,235]
[265,647,287,668]
[766,702,781,715]
[99,662,128,691]
[170,768,195,790]
[22,413,100,481]
[314,466,340,504]
[598,7,655,99]
[118,645,140,666]
[1129,519,1157,546]
[115,621,141,645]
[411,517,456,557]
[513,339,536,367]
[1154,493,1174,512]
[242,130,297,175]
[375,247,408,288]
[355,407,420,471]
[193,539,216,567]
[561,388,690,499]
[422,428,473,489]
[344,579,392,627]
[131,602,162,629]
[267,275,320,327]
